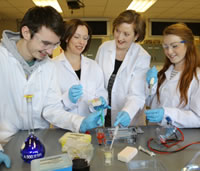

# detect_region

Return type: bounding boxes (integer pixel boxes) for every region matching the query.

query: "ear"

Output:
[21,26,31,40]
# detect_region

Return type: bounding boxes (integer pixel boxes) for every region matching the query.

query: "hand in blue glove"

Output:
[145,108,164,122]
[0,151,11,168]
[114,111,131,127]
[146,66,158,85]
[94,96,111,111]
[80,110,104,133]
[68,84,83,104]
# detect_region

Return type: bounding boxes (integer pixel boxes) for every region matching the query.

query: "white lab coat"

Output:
[149,65,200,128]
[96,40,151,126]
[0,46,84,143]
[53,52,108,116]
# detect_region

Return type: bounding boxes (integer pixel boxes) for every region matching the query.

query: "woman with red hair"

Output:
[145,23,200,128]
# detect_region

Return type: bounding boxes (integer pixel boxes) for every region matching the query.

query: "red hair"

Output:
[157,23,200,106]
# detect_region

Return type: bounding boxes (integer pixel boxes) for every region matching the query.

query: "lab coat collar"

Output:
[57,52,87,80]
[107,40,117,68]
[80,55,89,84]
[106,40,135,74]
[107,40,117,52]
[116,42,138,74]
[57,52,77,76]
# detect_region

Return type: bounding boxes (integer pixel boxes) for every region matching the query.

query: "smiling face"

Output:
[66,25,89,56]
[163,34,187,71]
[114,22,138,51]
[23,26,60,61]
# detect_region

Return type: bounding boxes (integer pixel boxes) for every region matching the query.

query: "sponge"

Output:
[117,146,138,163]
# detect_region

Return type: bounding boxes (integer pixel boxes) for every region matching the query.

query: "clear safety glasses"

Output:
[162,40,186,51]
[34,34,60,50]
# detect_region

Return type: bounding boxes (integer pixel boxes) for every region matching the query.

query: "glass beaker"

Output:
[103,139,114,166]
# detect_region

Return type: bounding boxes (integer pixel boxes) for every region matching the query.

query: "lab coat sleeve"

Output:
[162,107,200,128]
[161,78,200,128]
[61,91,78,111]
[0,49,19,144]
[122,53,151,120]
[42,68,84,133]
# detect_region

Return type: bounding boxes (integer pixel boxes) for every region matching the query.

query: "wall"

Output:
[0,17,157,41]
[0,19,18,38]
[1,17,199,70]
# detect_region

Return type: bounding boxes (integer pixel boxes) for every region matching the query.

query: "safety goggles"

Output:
[162,40,186,50]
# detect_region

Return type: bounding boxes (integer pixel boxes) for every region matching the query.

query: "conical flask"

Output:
[20,95,45,163]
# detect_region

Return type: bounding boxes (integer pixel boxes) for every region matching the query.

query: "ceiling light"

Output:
[127,0,157,12]
[32,0,63,13]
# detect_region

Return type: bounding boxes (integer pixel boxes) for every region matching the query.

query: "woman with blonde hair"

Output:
[96,10,150,127]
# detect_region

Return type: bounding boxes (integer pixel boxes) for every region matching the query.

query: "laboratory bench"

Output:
[1,126,200,171]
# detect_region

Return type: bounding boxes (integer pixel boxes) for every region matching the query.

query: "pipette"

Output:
[110,125,119,150]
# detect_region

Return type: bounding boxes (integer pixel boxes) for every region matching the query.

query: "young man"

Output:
[0,6,102,167]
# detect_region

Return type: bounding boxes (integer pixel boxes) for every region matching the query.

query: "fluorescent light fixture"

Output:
[32,0,63,13]
[127,0,157,12]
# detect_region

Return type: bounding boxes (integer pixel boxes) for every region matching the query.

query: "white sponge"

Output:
[117,146,138,163]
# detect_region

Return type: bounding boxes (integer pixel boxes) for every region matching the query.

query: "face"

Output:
[162,34,187,70]
[24,26,60,60]
[66,25,89,56]
[114,23,138,51]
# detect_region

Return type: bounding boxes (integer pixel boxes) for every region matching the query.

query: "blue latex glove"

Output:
[0,151,11,168]
[114,111,131,127]
[80,110,104,133]
[68,84,83,104]
[146,66,158,85]
[94,96,111,111]
[145,108,164,122]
